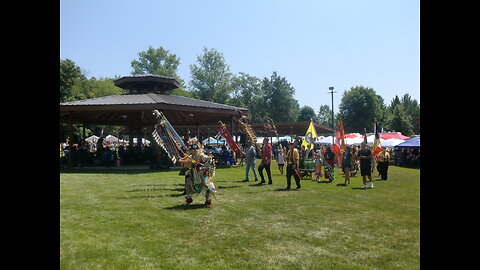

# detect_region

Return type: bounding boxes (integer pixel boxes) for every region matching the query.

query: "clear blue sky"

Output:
[60,0,419,112]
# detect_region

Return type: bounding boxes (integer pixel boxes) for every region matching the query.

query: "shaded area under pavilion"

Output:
[60,74,250,167]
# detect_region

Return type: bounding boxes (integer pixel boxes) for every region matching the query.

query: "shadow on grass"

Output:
[60,168,163,175]
[217,185,240,189]
[164,204,211,210]
[274,188,292,191]
[116,195,164,199]
[249,183,267,187]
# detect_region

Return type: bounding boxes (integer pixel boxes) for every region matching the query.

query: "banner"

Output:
[301,120,317,151]
[218,121,242,155]
[371,123,382,161]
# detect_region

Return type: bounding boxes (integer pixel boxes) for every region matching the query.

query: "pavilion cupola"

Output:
[114,74,181,93]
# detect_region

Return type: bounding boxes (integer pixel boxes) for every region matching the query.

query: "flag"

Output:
[371,123,382,161]
[335,120,345,152]
[301,120,317,151]
[333,120,345,166]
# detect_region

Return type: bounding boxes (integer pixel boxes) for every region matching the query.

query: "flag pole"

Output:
[328,87,335,145]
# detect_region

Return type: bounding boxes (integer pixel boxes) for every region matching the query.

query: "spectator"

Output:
[103,147,112,168]
[342,146,353,185]
[242,142,259,182]
[358,142,373,189]
[277,146,285,175]
[258,137,273,184]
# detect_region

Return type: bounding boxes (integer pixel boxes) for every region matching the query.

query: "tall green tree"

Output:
[318,104,333,127]
[298,106,320,123]
[338,86,383,133]
[385,94,419,135]
[189,47,233,104]
[60,59,83,102]
[131,45,185,88]
[388,104,414,136]
[229,72,262,108]
[70,76,125,101]
[261,71,300,123]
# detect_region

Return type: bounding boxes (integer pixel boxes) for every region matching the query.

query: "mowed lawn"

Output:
[60,162,420,270]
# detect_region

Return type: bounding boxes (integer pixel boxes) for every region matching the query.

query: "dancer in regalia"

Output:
[323,146,335,182]
[179,139,217,206]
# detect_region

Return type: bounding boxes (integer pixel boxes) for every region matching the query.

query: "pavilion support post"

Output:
[128,126,134,149]
[67,112,73,168]
[137,127,143,151]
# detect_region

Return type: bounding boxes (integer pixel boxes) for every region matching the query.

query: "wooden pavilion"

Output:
[60,74,251,140]
[60,74,251,166]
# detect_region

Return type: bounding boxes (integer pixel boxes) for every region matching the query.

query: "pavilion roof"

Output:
[60,93,249,127]
[113,74,181,92]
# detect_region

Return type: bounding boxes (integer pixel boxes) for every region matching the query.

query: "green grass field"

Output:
[60,162,419,270]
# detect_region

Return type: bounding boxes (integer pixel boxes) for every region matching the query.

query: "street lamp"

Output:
[328,87,335,145]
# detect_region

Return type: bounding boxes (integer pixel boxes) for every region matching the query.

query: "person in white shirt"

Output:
[277,146,285,175]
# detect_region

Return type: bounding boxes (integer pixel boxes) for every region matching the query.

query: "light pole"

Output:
[328,87,335,145]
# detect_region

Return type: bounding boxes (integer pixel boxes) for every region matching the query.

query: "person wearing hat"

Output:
[285,142,301,190]
[258,137,273,184]
[179,139,217,205]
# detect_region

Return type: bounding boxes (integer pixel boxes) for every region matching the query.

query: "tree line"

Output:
[60,45,419,139]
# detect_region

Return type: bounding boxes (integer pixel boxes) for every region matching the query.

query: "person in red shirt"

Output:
[258,137,273,184]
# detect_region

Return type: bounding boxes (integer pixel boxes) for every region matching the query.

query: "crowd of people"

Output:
[239,138,405,190]
[60,136,419,206]
[60,140,154,168]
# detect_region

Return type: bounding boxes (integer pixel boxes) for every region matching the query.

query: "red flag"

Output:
[333,120,345,166]
[218,122,242,155]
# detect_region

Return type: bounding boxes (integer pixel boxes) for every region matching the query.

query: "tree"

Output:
[385,93,419,135]
[131,45,185,87]
[189,47,233,104]
[261,71,299,123]
[298,106,320,123]
[60,59,83,102]
[317,105,333,127]
[388,104,414,136]
[229,72,262,108]
[70,76,125,101]
[228,72,268,122]
[338,86,383,133]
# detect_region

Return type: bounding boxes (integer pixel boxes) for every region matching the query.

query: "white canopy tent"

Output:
[344,136,365,145]
[85,135,99,143]
[104,135,119,143]
[380,138,405,147]
[202,137,225,145]
[316,136,333,145]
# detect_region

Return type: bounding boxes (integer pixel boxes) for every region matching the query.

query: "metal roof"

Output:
[61,93,248,111]
[113,74,181,92]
